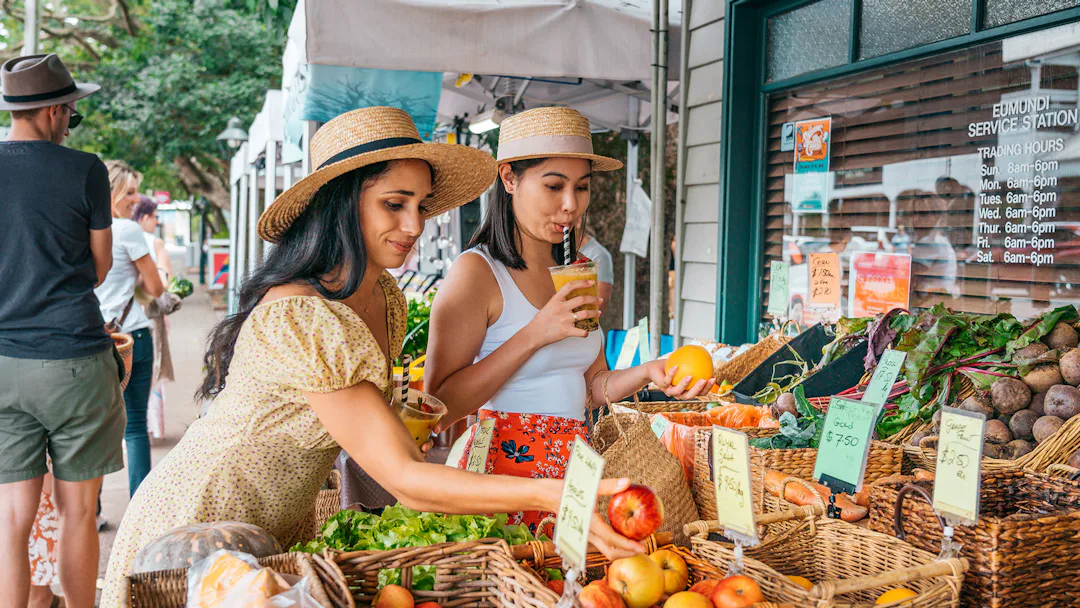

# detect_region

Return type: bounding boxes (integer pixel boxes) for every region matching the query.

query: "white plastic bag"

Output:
[186,549,260,608]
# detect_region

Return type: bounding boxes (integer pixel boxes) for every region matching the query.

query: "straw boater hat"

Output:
[0,54,99,111]
[258,106,497,243]
[496,106,623,171]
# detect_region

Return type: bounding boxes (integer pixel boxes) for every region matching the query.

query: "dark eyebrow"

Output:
[385,189,415,196]
[541,172,593,180]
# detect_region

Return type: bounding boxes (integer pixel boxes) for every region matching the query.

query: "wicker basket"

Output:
[1047,463,1080,479]
[867,471,1080,607]
[690,427,902,520]
[330,539,557,608]
[685,509,967,608]
[902,412,1080,474]
[119,551,353,608]
[511,532,673,585]
[295,469,343,545]
[611,400,713,414]
[113,332,134,391]
[713,321,801,385]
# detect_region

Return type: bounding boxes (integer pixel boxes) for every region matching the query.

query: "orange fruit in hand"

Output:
[664,346,714,388]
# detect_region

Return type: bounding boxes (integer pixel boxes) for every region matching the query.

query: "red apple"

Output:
[415,603,443,608]
[687,580,719,598]
[649,550,689,596]
[608,484,665,540]
[579,580,627,608]
[608,555,666,608]
[711,576,763,608]
[663,591,713,608]
[374,584,415,608]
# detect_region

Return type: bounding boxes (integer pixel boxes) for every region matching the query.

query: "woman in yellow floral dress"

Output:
[101,108,643,606]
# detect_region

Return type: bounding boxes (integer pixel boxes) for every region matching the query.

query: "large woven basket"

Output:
[330,539,556,608]
[295,469,343,545]
[903,412,1080,474]
[868,471,1080,607]
[112,332,134,391]
[611,399,713,414]
[592,412,700,543]
[686,509,967,608]
[691,427,902,520]
[118,551,353,608]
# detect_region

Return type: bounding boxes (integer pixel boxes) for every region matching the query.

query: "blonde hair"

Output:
[104,160,143,199]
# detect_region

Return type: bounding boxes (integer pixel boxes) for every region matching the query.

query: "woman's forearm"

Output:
[390,462,561,515]
[433,325,543,424]
[588,367,650,407]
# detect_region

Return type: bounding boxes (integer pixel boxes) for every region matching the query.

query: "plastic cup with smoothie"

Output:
[548,260,600,332]
[394,389,447,449]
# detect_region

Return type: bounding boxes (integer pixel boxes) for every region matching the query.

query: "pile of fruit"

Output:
[578,550,763,608]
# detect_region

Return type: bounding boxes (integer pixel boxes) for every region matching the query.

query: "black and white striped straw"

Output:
[563,225,571,265]
[399,354,412,405]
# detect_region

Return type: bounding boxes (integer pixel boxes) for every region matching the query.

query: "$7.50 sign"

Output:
[812,397,881,493]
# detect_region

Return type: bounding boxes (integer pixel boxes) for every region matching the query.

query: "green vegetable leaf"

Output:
[1006,306,1079,355]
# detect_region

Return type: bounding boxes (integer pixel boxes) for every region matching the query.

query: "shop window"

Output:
[859,0,971,60]
[766,0,851,83]
[984,0,1079,29]
[762,27,1080,325]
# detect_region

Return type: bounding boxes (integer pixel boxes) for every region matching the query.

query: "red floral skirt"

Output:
[454,410,590,537]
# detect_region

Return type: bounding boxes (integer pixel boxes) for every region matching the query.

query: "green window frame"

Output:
[716,0,1080,344]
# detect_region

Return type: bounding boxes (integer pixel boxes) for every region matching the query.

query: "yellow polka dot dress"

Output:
[102,273,405,606]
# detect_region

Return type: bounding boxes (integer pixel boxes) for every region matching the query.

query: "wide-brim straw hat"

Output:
[0,53,99,111]
[496,106,622,171]
[258,106,496,243]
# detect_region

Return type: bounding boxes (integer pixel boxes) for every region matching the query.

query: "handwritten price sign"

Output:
[933,407,985,524]
[808,253,841,310]
[863,349,906,406]
[712,427,759,544]
[465,419,496,473]
[812,397,881,494]
[555,437,605,570]
[767,260,790,318]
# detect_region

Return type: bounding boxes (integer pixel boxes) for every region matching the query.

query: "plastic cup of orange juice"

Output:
[548,260,600,332]
[393,389,447,449]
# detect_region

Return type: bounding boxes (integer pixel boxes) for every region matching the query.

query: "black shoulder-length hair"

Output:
[196,162,397,401]
[467,158,585,270]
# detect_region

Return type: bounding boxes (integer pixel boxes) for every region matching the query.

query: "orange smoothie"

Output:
[394,390,446,449]
[549,260,599,332]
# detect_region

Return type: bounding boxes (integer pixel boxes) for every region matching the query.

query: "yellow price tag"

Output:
[555,438,605,570]
[933,407,986,524]
[465,419,495,473]
[712,427,759,544]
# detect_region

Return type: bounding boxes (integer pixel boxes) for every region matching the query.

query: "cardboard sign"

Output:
[849,252,912,318]
[712,427,759,544]
[812,397,881,493]
[862,349,906,406]
[808,253,841,310]
[767,260,790,318]
[934,407,986,524]
[555,438,605,570]
[465,419,496,473]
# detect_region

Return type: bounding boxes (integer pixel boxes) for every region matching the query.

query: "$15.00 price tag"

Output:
[812,397,881,494]
[712,427,759,545]
[465,419,496,473]
[933,407,985,524]
[555,437,605,571]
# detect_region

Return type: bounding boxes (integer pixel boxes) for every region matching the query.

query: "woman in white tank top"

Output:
[426,108,713,535]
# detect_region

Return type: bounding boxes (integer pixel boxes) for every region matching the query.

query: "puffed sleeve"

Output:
[245,297,389,394]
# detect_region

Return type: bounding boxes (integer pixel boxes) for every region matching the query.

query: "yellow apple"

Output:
[608,555,666,608]
[663,592,713,608]
[649,550,690,596]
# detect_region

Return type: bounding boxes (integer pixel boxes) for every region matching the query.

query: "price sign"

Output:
[767,261,790,318]
[808,253,841,310]
[637,317,651,364]
[555,437,606,570]
[465,419,496,473]
[812,397,881,494]
[712,427,759,544]
[933,407,985,524]
[651,415,670,439]
[862,349,906,406]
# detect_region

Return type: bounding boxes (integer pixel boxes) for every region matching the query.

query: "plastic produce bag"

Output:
[259,578,325,607]
[219,567,292,607]
[187,550,260,608]
[651,405,777,481]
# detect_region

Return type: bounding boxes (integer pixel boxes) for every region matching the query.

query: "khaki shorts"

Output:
[0,348,126,483]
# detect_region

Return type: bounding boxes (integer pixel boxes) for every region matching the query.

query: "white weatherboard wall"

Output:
[677,0,723,341]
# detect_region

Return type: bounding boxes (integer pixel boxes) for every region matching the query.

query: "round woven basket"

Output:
[112,333,134,391]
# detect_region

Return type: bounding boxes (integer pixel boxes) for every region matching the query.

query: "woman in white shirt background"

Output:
[130,196,175,445]
[94,162,166,497]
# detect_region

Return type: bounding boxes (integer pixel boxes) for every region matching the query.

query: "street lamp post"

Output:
[216,117,248,307]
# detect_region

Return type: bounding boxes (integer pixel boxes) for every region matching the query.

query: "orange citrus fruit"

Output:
[875,588,918,605]
[664,345,714,388]
[786,575,813,590]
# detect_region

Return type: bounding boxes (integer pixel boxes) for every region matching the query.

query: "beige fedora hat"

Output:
[0,54,99,111]
[258,106,497,243]
[496,106,622,171]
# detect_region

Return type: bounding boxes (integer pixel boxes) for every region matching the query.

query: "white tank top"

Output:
[466,247,602,421]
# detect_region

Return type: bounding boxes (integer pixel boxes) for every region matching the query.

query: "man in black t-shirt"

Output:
[0,53,124,608]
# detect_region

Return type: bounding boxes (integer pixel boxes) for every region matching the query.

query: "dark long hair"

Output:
[196,162,391,401]
[467,158,579,270]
